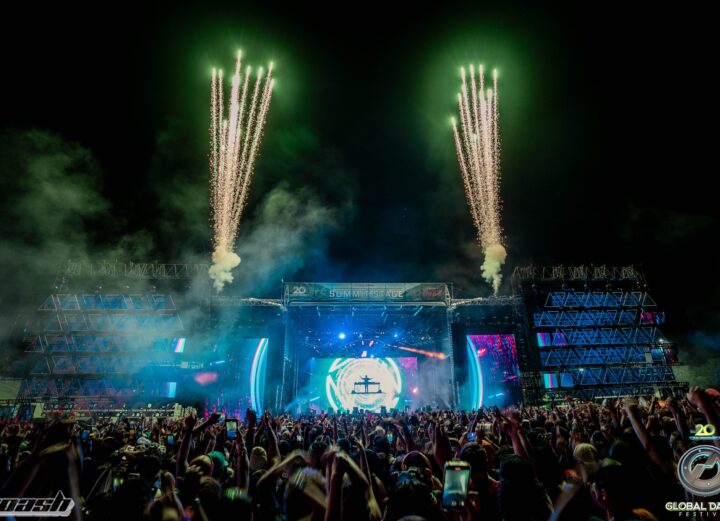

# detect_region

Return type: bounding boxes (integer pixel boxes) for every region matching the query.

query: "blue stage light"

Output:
[338,332,346,340]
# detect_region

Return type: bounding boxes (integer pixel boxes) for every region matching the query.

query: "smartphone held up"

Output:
[442,460,471,512]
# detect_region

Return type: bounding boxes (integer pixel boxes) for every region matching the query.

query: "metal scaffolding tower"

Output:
[512,265,685,401]
[17,292,186,400]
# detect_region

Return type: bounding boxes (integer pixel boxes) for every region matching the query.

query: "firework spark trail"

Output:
[452,65,507,294]
[238,68,274,218]
[208,51,274,292]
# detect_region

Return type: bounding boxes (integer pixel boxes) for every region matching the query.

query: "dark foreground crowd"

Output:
[2,387,720,521]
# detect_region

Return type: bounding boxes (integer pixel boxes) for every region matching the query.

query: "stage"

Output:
[7,263,684,419]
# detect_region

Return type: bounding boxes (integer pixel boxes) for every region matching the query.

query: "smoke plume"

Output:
[208,248,241,292]
[481,243,507,294]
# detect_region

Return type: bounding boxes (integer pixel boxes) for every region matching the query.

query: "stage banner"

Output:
[284,282,448,304]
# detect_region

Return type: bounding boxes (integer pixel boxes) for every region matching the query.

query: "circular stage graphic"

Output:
[325,357,402,412]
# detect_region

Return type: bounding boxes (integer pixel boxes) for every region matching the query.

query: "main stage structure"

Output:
[0,260,685,419]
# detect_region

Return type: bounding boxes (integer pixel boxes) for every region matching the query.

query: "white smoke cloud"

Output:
[481,243,507,295]
[208,248,241,292]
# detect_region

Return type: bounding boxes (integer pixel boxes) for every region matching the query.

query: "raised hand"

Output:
[184,413,198,431]
[646,414,659,432]
[330,450,351,478]
[160,471,177,497]
[687,386,708,408]
[350,435,364,449]
[235,431,248,451]
[246,409,257,429]
[503,410,522,436]
[261,411,271,428]
[623,395,639,414]
[283,449,310,470]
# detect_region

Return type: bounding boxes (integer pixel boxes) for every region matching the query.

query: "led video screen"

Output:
[171,338,269,415]
[305,357,418,412]
[463,334,519,409]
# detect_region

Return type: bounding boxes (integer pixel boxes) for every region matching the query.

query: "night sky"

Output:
[1,4,717,380]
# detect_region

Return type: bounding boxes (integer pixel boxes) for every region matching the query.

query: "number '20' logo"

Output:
[695,424,717,437]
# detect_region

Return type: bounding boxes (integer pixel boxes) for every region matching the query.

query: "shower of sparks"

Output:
[208,51,274,292]
[452,65,507,294]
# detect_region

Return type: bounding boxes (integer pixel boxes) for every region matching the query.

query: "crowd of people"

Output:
[1,386,719,521]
